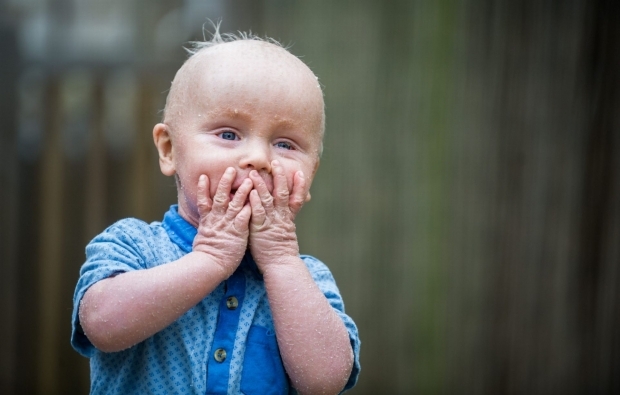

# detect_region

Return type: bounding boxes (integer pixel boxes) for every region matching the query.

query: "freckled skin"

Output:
[79,40,352,394]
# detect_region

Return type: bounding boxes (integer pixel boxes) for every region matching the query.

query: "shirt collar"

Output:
[162,205,196,253]
[162,205,261,278]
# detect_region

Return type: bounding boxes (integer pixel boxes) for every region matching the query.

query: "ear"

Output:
[153,123,176,176]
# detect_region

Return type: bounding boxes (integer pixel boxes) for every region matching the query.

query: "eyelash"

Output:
[275,141,294,150]
[218,130,238,141]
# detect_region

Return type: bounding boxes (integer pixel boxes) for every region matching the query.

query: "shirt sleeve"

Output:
[71,219,150,357]
[300,255,361,393]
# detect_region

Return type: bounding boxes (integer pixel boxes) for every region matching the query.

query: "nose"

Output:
[238,140,272,172]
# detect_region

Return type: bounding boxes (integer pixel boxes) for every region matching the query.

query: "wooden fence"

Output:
[1,1,619,394]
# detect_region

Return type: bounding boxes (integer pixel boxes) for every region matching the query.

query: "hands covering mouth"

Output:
[192,160,309,274]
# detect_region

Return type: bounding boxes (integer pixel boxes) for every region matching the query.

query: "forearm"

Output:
[79,251,229,352]
[263,258,353,395]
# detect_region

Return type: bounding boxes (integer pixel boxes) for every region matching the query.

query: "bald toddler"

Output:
[71,31,360,395]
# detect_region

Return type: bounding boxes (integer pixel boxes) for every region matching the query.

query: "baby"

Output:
[71,30,360,395]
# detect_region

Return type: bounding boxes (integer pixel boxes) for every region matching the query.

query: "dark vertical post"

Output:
[577,0,620,392]
[0,20,19,395]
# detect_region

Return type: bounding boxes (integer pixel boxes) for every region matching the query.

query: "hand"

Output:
[192,167,252,277]
[248,160,308,271]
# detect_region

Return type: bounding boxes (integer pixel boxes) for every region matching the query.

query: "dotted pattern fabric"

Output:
[71,205,361,394]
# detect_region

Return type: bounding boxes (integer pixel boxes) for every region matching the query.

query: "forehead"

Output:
[180,41,323,126]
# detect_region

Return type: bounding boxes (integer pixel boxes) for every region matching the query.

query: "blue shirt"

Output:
[71,205,361,394]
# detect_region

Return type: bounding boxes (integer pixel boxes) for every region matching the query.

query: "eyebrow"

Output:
[206,107,253,121]
[206,107,300,129]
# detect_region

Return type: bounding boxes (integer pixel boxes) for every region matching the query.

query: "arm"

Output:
[79,251,228,352]
[263,260,354,395]
[248,163,354,395]
[80,169,253,352]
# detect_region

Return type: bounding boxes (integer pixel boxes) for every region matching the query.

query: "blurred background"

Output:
[1,0,619,394]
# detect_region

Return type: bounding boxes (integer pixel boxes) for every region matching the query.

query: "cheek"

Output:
[176,158,226,200]
[283,164,307,193]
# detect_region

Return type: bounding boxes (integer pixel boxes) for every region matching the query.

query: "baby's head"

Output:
[153,30,325,225]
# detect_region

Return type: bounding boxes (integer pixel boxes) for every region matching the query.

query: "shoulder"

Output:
[97,217,165,242]
[85,217,175,270]
[88,218,169,251]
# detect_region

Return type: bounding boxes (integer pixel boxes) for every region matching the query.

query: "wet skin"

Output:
[82,40,353,394]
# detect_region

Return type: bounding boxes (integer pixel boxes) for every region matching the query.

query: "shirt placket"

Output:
[205,269,245,394]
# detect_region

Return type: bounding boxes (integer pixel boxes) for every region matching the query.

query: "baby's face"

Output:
[156,41,324,225]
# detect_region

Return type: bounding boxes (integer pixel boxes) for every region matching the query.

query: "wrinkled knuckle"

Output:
[213,195,227,205]
[254,208,266,217]
[276,190,288,200]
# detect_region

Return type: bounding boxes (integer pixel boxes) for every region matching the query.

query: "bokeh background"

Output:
[1,0,619,394]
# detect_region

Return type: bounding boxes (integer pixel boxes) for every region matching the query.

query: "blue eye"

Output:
[275,141,293,150]
[219,131,238,140]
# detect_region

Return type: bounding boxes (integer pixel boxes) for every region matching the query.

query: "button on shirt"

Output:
[71,205,361,394]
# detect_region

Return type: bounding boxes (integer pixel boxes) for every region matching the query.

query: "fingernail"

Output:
[272,160,280,167]
[250,170,258,177]
[226,167,234,175]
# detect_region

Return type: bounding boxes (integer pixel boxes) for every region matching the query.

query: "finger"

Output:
[249,189,266,227]
[271,160,289,209]
[226,178,252,220]
[233,203,252,233]
[212,167,235,215]
[196,174,212,217]
[249,170,274,212]
[289,171,306,217]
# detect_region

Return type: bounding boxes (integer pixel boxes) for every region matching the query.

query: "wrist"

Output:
[189,250,237,279]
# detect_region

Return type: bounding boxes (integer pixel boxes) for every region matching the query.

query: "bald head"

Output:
[163,37,325,154]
